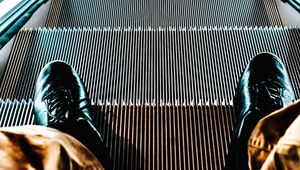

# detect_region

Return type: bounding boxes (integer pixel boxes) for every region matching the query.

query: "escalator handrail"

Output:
[0,0,48,49]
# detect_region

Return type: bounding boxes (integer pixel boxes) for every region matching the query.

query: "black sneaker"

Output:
[230,53,295,170]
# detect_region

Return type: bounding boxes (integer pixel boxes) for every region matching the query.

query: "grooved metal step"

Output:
[46,0,282,27]
[0,99,236,170]
[1,27,300,103]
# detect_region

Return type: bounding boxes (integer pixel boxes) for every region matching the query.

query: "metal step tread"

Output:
[0,99,236,170]
[1,27,300,103]
[46,0,282,27]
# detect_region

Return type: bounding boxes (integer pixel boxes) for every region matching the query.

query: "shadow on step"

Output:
[91,102,236,170]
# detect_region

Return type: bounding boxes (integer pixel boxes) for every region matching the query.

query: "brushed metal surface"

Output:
[0,99,236,170]
[46,0,282,27]
[0,27,299,103]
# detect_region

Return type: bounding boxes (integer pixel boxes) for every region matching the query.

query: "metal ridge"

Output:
[45,0,282,27]
[0,99,236,170]
[1,28,300,103]
[21,26,300,32]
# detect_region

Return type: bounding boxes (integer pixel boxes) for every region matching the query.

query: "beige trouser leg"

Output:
[248,100,300,170]
[0,125,103,170]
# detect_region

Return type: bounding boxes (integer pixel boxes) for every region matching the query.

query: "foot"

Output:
[231,53,295,169]
[33,61,112,169]
[34,61,92,127]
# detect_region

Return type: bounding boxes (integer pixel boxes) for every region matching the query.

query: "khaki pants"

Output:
[248,100,300,169]
[0,125,103,170]
[0,101,300,169]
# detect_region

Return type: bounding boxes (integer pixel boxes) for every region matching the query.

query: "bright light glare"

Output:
[0,0,22,18]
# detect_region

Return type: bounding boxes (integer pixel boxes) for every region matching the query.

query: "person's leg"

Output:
[248,100,300,169]
[33,61,112,169]
[228,53,295,169]
[0,125,103,169]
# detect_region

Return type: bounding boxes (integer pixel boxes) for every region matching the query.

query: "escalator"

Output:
[0,0,299,169]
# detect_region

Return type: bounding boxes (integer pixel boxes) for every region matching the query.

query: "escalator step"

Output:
[0,99,235,170]
[1,27,300,103]
[46,0,282,27]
